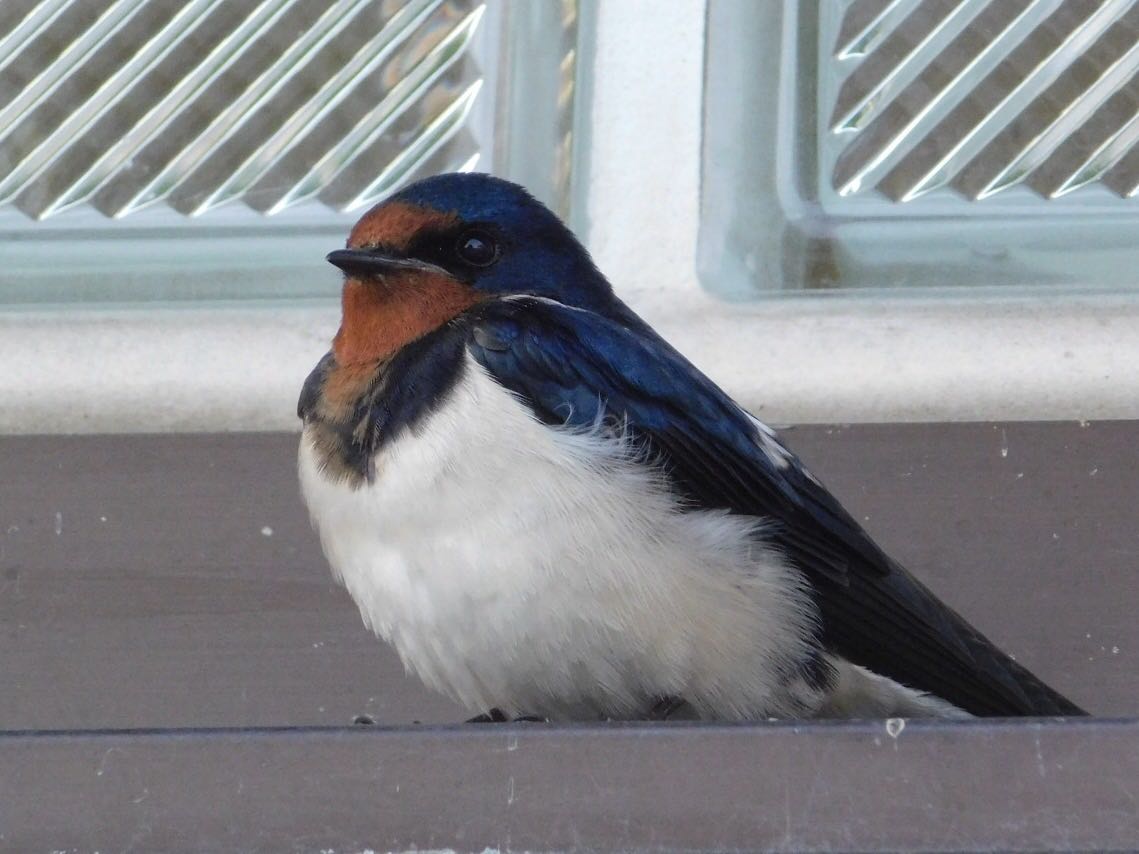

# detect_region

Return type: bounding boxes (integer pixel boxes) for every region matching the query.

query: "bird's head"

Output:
[327,172,611,366]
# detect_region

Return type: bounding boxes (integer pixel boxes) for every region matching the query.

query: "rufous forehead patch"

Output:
[347,200,461,251]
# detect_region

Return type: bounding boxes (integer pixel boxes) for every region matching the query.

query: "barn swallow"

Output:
[298,172,1085,722]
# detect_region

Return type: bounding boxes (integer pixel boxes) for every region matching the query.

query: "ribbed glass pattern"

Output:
[0,0,488,219]
[700,0,1139,293]
[825,0,1139,205]
[0,0,578,304]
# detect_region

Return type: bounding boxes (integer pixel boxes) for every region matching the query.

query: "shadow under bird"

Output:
[298,172,1085,722]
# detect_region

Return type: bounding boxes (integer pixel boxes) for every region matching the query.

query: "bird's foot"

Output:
[466,708,509,723]
[645,695,695,721]
[466,708,547,723]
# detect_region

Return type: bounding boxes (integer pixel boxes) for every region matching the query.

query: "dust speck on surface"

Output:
[53,512,62,536]
[885,717,905,739]
[260,526,273,537]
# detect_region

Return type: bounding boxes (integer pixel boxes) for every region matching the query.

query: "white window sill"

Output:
[4,286,1137,435]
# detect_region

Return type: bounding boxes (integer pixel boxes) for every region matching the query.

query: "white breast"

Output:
[299,357,838,720]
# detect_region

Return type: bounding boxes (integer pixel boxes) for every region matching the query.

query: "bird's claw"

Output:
[645,695,694,721]
[466,707,547,723]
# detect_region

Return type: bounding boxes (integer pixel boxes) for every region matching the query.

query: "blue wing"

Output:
[462,296,1083,717]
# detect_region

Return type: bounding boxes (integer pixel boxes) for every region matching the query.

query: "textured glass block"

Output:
[0,0,579,302]
[701,0,1139,294]
[824,0,1139,209]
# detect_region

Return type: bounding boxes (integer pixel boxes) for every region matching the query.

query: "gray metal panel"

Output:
[1,423,1137,849]
[2,719,1138,852]
[0,432,465,730]
[4,423,1136,731]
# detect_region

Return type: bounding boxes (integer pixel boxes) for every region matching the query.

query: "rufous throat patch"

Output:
[332,270,482,369]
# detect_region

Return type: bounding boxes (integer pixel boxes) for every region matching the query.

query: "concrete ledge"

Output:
[3,290,1139,433]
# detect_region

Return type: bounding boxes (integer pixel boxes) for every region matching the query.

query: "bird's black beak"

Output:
[326,248,444,278]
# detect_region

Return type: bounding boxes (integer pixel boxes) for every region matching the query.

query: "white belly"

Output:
[300,357,840,719]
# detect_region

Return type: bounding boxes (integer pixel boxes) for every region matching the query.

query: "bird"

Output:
[297,171,1085,723]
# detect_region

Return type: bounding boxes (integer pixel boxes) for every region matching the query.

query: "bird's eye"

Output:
[455,230,499,267]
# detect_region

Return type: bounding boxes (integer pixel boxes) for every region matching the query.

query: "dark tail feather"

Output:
[949,619,1087,717]
[822,560,1088,718]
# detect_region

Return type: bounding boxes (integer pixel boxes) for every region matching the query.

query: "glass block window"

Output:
[0,0,578,303]
[701,0,1139,294]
